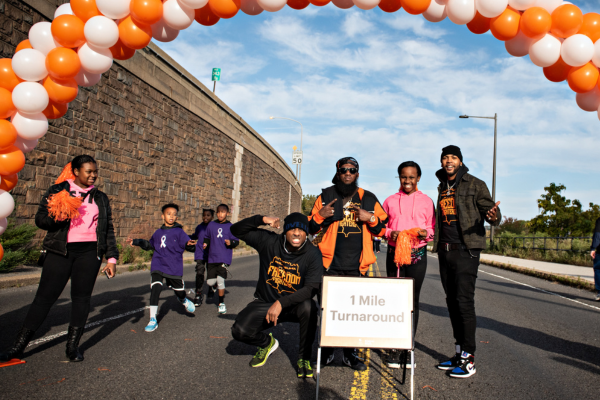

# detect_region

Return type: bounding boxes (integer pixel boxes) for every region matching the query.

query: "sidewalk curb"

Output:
[0,249,258,290]
[479,259,595,292]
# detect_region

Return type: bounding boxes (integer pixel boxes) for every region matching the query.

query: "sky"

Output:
[156,1,599,221]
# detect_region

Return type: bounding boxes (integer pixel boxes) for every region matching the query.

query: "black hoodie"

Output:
[231,215,323,308]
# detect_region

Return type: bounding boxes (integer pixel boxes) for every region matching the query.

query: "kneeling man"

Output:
[231,213,323,378]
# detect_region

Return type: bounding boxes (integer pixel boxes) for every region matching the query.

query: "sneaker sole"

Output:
[387,363,401,369]
[449,369,476,378]
[251,339,279,368]
[437,365,455,371]
[145,326,158,333]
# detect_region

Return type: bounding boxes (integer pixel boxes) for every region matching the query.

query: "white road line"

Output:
[427,254,600,312]
[27,307,148,347]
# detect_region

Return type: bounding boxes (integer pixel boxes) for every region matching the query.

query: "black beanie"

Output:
[283,212,309,234]
[441,145,463,162]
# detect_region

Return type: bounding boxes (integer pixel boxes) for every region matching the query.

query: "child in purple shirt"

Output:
[128,203,196,333]
[199,204,239,314]
[189,208,214,306]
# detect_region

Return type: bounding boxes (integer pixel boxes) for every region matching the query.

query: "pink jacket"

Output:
[382,190,435,248]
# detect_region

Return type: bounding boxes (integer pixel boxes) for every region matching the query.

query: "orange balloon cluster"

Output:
[71,0,101,22]
[579,13,600,42]
[0,120,17,150]
[0,88,15,119]
[195,5,220,26]
[119,16,152,50]
[51,15,86,48]
[520,7,551,39]
[551,4,583,38]
[0,59,23,92]
[400,0,430,15]
[43,76,79,104]
[0,173,18,192]
[379,0,402,13]
[15,40,32,53]
[46,48,81,81]
[0,146,25,176]
[287,0,310,10]
[468,12,491,35]
[491,7,520,41]
[130,0,164,25]
[209,0,240,18]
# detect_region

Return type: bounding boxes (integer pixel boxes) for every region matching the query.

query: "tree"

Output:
[302,194,317,216]
[528,183,598,237]
[496,217,527,235]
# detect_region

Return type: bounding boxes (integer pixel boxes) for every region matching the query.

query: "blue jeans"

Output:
[594,255,600,291]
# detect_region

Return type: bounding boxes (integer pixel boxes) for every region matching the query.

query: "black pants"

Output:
[373,241,381,253]
[150,273,186,306]
[438,247,480,355]
[385,246,427,338]
[23,243,102,330]
[231,299,318,360]
[195,260,207,294]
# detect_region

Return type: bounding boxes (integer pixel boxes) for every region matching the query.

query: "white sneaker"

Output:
[218,303,227,314]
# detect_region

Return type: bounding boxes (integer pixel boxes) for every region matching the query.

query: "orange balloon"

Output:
[45,48,81,81]
[0,88,15,119]
[0,243,4,263]
[309,0,330,6]
[51,15,86,48]
[520,7,551,39]
[490,7,521,41]
[543,57,572,82]
[400,0,430,15]
[0,173,19,192]
[43,77,79,104]
[578,13,600,43]
[43,100,69,120]
[0,146,25,176]
[195,5,220,26]
[15,40,33,53]
[130,0,164,26]
[0,120,17,150]
[567,62,599,93]
[110,38,136,61]
[551,4,583,38]
[379,0,402,13]
[468,12,491,34]
[71,0,101,22]
[118,16,152,50]
[0,59,23,92]
[287,0,310,9]
[209,0,240,18]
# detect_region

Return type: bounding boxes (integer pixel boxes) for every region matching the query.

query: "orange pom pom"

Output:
[393,227,422,266]
[47,189,83,222]
[55,162,76,184]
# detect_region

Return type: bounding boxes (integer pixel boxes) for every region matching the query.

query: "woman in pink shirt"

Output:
[382,161,435,369]
[0,155,119,363]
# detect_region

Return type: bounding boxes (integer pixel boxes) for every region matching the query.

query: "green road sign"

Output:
[212,68,221,81]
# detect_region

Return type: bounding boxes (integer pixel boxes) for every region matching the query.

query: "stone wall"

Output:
[2,0,302,240]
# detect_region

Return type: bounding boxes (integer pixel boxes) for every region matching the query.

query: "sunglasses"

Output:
[338,167,358,174]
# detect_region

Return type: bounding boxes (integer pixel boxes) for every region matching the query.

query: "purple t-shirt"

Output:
[149,226,190,277]
[193,223,209,261]
[200,221,238,264]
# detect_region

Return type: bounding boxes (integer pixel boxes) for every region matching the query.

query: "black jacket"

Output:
[35,181,119,260]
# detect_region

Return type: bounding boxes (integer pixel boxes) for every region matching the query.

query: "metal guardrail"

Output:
[491,236,593,253]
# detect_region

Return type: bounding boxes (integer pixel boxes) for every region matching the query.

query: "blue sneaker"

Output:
[183,298,196,313]
[449,352,476,378]
[145,318,158,333]
[437,353,461,370]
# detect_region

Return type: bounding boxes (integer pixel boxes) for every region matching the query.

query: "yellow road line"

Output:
[380,352,399,400]
[349,349,370,400]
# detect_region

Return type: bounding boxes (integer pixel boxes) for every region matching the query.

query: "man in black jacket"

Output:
[591,217,600,301]
[230,213,323,378]
[433,145,501,379]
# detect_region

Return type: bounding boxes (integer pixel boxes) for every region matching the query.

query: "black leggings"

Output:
[23,243,102,331]
[195,260,206,293]
[385,246,428,338]
[231,299,318,360]
[150,273,186,306]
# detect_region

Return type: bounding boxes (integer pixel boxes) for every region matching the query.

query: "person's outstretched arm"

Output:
[230,215,279,252]
[128,238,154,251]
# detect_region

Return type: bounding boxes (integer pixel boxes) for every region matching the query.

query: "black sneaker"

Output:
[437,353,461,370]
[321,348,335,366]
[449,352,476,378]
[343,353,367,371]
[386,349,401,369]
[193,293,203,307]
[207,286,217,298]
[595,291,600,301]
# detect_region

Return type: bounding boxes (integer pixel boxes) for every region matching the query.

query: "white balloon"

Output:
[505,30,535,57]
[28,22,59,56]
[240,0,264,14]
[0,218,8,236]
[592,40,600,68]
[561,34,594,67]
[11,49,47,82]
[162,0,195,30]
[179,0,209,9]
[11,112,48,140]
[12,82,49,115]
[0,191,15,219]
[78,43,113,74]
[476,0,508,18]
[96,0,131,19]
[332,0,355,8]
[353,0,380,10]
[529,34,562,67]
[577,87,600,112]
[54,3,74,18]
[74,67,102,87]
[13,136,38,153]
[446,0,476,25]
[508,0,535,10]
[423,0,447,22]
[84,16,119,49]
[535,0,561,13]
[257,0,287,12]
[151,18,180,42]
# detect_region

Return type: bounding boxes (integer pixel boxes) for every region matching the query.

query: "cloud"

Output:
[384,14,447,39]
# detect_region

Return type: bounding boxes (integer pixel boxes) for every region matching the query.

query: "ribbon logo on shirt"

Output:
[160,235,167,248]
[217,228,223,238]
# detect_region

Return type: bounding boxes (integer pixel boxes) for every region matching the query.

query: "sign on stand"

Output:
[317,276,415,399]
[212,68,221,93]
[292,150,303,165]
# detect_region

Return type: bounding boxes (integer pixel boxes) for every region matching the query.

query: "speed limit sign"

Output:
[292,150,303,165]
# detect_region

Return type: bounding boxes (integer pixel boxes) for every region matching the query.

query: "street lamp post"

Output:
[459,113,498,247]
[269,116,303,186]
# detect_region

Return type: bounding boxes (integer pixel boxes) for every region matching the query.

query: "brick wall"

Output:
[2,0,301,241]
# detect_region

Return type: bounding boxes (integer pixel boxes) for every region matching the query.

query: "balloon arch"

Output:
[0,0,597,258]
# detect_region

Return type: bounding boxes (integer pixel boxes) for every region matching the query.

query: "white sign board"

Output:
[292,150,303,165]
[320,276,413,349]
